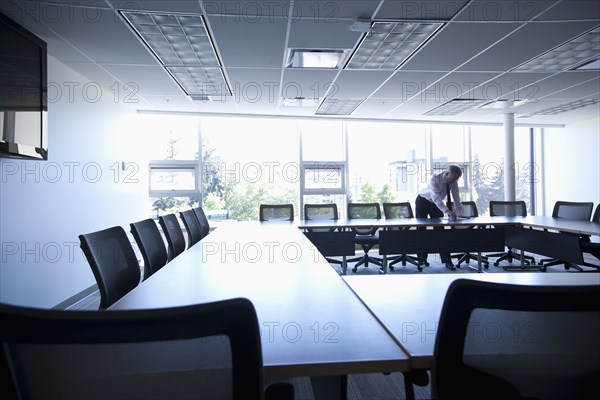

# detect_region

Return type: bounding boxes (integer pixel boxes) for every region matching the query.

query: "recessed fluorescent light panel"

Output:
[529,98,599,116]
[286,49,348,69]
[513,26,600,72]
[573,58,600,70]
[346,21,443,70]
[424,99,488,116]
[281,97,320,107]
[121,11,231,97]
[316,98,364,115]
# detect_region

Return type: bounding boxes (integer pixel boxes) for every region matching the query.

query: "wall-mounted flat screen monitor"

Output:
[0,11,48,160]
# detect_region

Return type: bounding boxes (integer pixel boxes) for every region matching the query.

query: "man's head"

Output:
[445,165,462,183]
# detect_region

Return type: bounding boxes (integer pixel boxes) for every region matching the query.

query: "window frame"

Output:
[148,160,200,198]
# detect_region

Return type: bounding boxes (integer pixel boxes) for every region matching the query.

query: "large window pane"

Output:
[201,117,299,221]
[348,122,427,205]
[139,114,199,160]
[301,120,344,162]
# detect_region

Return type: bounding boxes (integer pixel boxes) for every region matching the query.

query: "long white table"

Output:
[298,216,600,272]
[344,273,600,370]
[298,215,600,236]
[111,222,411,399]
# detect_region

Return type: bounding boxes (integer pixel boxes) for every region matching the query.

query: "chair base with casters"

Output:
[539,258,583,272]
[388,253,423,271]
[488,248,536,268]
[452,251,489,269]
[347,237,383,273]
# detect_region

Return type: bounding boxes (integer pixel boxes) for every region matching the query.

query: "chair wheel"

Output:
[456,264,461,268]
[541,266,547,272]
[352,267,357,273]
[417,266,423,272]
[389,266,394,271]
[494,261,500,267]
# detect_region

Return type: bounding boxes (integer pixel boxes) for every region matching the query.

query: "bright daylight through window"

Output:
[142,114,539,221]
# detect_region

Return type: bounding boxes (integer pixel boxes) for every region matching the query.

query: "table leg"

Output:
[310,375,347,400]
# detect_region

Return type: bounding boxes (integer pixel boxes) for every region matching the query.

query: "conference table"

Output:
[343,273,600,371]
[299,215,600,272]
[111,216,599,399]
[111,222,411,400]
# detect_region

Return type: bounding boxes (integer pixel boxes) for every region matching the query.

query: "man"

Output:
[415,164,464,270]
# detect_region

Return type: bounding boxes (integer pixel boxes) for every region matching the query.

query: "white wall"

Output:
[542,117,600,215]
[0,57,148,308]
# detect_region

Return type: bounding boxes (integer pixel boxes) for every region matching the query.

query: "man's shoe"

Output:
[445,262,456,271]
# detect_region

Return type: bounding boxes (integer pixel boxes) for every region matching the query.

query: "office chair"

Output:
[540,201,594,272]
[486,200,536,269]
[432,279,600,400]
[448,201,489,268]
[303,231,356,275]
[158,214,186,262]
[382,202,424,271]
[304,203,339,231]
[130,218,169,281]
[78,226,141,309]
[580,203,600,270]
[180,209,203,249]
[259,204,294,221]
[347,202,383,272]
[0,298,294,400]
[193,206,211,239]
[304,203,345,268]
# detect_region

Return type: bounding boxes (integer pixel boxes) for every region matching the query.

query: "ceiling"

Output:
[4,0,600,126]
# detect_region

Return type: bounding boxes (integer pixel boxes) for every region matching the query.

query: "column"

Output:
[504,111,516,201]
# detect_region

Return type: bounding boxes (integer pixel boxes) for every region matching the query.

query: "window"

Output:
[149,161,199,196]
[201,117,299,221]
[348,122,427,205]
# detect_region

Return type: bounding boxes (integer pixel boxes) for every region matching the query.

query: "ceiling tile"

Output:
[458,21,600,72]
[376,0,469,20]
[330,70,394,98]
[454,0,557,22]
[207,14,288,68]
[400,22,521,71]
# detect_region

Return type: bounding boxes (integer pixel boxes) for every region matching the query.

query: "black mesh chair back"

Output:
[451,201,478,217]
[382,202,414,219]
[552,201,594,220]
[347,202,381,236]
[193,206,210,238]
[130,218,168,281]
[0,298,267,400]
[158,214,186,262]
[489,200,527,217]
[259,204,294,221]
[304,203,339,232]
[433,279,600,400]
[78,226,140,309]
[180,209,202,248]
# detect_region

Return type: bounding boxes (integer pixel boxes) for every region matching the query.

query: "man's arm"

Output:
[429,176,451,214]
[450,182,463,215]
